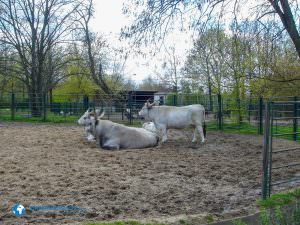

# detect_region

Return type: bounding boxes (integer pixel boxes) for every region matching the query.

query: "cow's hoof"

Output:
[201,139,206,144]
[192,139,196,143]
[161,138,168,143]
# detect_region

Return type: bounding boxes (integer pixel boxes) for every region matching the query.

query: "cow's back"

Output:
[150,105,204,128]
[98,121,157,149]
[120,127,157,149]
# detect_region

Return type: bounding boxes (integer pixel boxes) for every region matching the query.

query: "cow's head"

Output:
[138,101,155,118]
[78,108,102,126]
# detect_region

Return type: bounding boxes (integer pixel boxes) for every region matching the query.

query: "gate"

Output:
[262,98,300,199]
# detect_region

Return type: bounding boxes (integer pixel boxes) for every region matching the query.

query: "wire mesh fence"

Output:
[0,92,298,136]
[262,97,300,199]
[0,91,276,134]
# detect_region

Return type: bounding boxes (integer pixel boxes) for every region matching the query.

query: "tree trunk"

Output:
[205,57,213,112]
[29,94,42,117]
[28,80,43,117]
[269,0,300,58]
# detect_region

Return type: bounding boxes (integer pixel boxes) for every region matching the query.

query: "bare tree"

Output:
[0,0,82,116]
[76,0,129,97]
[156,46,182,93]
[122,0,300,58]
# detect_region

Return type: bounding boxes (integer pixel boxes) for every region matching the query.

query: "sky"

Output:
[90,0,259,84]
[91,0,193,83]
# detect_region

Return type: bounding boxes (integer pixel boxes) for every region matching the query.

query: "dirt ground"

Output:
[0,122,300,225]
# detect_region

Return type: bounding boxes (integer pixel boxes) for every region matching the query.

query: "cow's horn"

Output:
[98,111,105,119]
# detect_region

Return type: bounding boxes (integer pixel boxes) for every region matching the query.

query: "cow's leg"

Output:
[192,128,198,143]
[102,143,120,150]
[102,144,120,150]
[157,124,167,143]
[196,125,205,143]
[162,128,168,143]
[102,139,120,150]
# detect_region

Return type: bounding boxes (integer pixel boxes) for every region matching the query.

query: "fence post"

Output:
[83,95,89,110]
[259,97,263,135]
[11,92,15,120]
[237,98,241,125]
[173,94,177,106]
[128,93,132,125]
[262,101,271,199]
[217,94,223,130]
[293,96,298,141]
[43,92,47,122]
[248,99,251,124]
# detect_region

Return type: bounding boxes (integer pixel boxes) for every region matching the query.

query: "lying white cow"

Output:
[78,109,158,143]
[138,102,206,143]
[94,114,159,150]
[78,109,159,150]
[142,122,157,134]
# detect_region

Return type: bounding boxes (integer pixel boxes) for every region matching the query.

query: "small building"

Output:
[154,92,168,105]
[127,91,157,108]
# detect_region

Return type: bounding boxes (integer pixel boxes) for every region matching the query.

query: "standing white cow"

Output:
[138,102,206,143]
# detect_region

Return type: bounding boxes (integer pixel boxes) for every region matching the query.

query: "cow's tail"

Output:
[203,109,207,138]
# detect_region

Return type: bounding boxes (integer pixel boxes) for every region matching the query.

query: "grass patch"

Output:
[256,188,300,225]
[232,219,247,225]
[207,120,299,141]
[206,121,260,135]
[258,193,294,208]
[204,214,214,223]
[0,113,79,123]
[258,188,300,209]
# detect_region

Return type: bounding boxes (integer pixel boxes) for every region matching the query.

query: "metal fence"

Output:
[262,97,300,199]
[0,92,299,135]
[0,92,267,130]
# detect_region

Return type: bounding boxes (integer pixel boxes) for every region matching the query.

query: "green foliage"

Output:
[165,92,177,106]
[258,188,300,225]
[232,219,247,225]
[274,206,286,225]
[179,219,189,225]
[204,214,214,223]
[0,110,79,123]
[258,193,294,208]
[260,209,270,225]
[53,75,99,102]
[165,92,209,106]
[292,189,300,198]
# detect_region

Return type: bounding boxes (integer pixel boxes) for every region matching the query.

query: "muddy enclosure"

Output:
[0,123,300,224]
